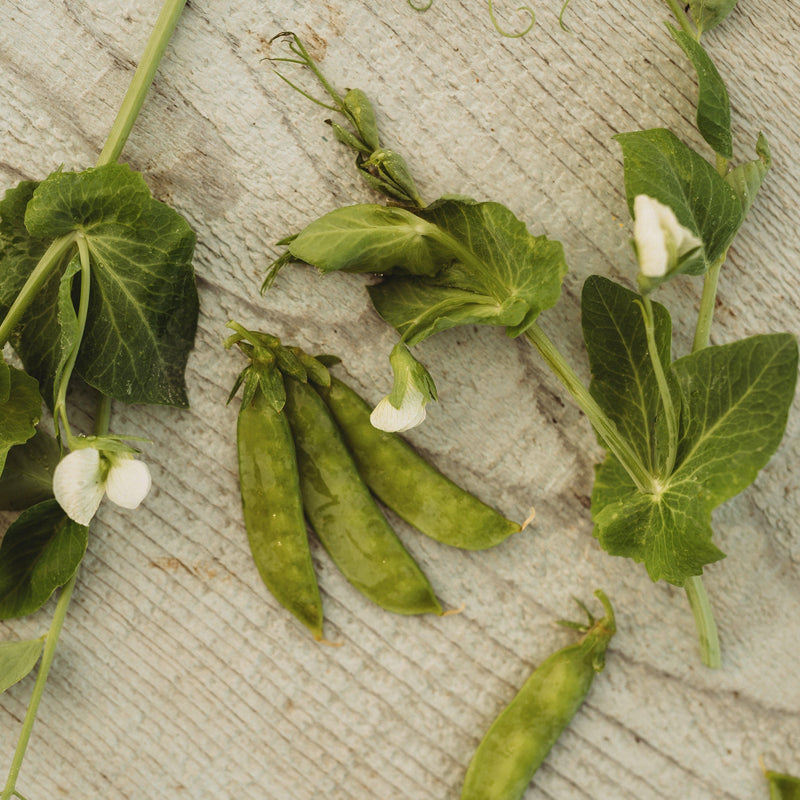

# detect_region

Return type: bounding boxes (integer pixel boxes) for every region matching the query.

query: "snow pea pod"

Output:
[237,386,323,640]
[461,591,616,800]
[315,377,521,549]
[284,376,442,616]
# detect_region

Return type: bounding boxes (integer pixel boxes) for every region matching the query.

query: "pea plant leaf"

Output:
[0,429,61,511]
[688,0,738,33]
[9,256,81,409]
[0,637,45,695]
[369,279,529,345]
[288,204,451,277]
[0,181,48,315]
[0,363,42,476]
[7,163,198,407]
[581,276,677,475]
[0,499,88,619]
[765,771,800,800]
[590,330,798,584]
[367,199,567,341]
[726,132,771,219]
[415,199,568,336]
[668,25,732,159]
[615,128,743,270]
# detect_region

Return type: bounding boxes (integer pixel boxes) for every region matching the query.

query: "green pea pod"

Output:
[766,770,800,800]
[237,386,323,640]
[461,591,616,800]
[284,376,442,616]
[316,377,521,549]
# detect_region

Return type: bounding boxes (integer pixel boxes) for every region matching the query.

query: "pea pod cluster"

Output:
[461,590,616,800]
[225,323,521,639]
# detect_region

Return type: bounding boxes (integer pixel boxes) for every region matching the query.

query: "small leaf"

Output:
[726,132,771,219]
[0,365,42,476]
[582,276,676,474]
[615,128,743,271]
[0,499,88,619]
[0,637,45,694]
[369,280,528,345]
[288,204,449,277]
[0,181,47,317]
[0,429,61,511]
[766,770,800,800]
[688,0,738,33]
[668,25,732,159]
[592,454,725,584]
[9,255,81,409]
[23,163,198,407]
[416,199,568,336]
[672,333,798,506]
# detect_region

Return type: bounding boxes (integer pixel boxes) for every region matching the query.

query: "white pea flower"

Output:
[370,343,437,433]
[53,446,152,526]
[633,194,702,278]
[370,384,428,432]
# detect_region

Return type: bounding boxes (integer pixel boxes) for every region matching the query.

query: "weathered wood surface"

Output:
[1,0,798,797]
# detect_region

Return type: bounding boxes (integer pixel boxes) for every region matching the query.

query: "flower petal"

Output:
[370,386,427,432]
[105,455,152,510]
[633,195,702,278]
[52,448,106,526]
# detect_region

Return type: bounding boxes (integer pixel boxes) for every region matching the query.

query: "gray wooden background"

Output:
[1,0,798,798]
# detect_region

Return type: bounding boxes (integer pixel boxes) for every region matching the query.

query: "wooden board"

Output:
[1,0,798,797]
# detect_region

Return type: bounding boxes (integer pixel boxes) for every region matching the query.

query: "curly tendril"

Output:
[408,0,535,37]
[266,31,343,112]
[559,0,575,31]
[488,0,536,38]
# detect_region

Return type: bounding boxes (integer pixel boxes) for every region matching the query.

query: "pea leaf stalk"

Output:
[460,591,615,800]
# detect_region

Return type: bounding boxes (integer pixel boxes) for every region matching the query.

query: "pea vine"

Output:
[265,0,797,669]
[0,1,196,795]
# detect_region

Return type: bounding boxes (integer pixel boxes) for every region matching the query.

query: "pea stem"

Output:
[664,0,698,38]
[523,324,653,494]
[96,0,188,167]
[54,235,92,445]
[683,575,721,668]
[0,574,78,800]
[682,251,729,669]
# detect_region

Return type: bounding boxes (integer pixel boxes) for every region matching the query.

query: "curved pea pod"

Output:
[461,591,616,800]
[766,770,800,800]
[315,377,521,549]
[237,387,324,640]
[284,376,442,616]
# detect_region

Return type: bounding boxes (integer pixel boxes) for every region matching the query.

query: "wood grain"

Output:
[1,0,798,797]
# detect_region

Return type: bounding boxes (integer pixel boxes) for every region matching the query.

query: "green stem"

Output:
[640,297,678,476]
[524,324,653,493]
[664,0,698,38]
[691,252,725,354]
[54,235,92,445]
[96,0,187,166]
[0,574,78,800]
[683,249,728,668]
[684,575,721,668]
[0,234,78,348]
